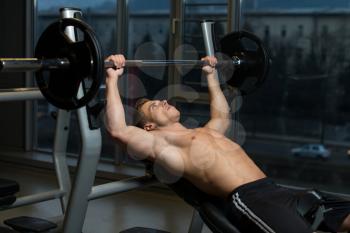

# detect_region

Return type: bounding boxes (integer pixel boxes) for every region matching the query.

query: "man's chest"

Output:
[161,128,223,148]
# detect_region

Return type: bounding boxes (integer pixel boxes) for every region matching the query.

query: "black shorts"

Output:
[227,178,350,233]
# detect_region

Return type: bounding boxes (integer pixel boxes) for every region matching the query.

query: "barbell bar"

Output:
[0,18,270,110]
[0,57,241,72]
[0,58,70,72]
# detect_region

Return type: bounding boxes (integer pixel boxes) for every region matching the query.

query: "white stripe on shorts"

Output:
[232,193,276,233]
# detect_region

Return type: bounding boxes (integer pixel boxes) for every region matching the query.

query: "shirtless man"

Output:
[104,54,350,233]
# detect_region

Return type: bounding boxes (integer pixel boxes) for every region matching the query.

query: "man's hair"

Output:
[133,98,151,128]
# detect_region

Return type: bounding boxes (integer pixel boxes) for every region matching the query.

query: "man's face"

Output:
[140,100,180,130]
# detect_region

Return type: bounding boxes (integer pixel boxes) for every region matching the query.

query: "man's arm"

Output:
[104,55,158,160]
[203,56,231,134]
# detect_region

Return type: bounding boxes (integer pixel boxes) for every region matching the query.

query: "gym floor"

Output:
[0,160,213,233]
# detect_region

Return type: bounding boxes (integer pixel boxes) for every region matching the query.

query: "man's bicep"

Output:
[204,118,231,134]
[120,126,158,160]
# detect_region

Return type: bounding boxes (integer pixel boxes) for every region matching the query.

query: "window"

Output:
[119,0,172,164]
[181,0,228,93]
[127,0,171,99]
[165,0,230,129]
[33,1,350,195]
[242,0,350,193]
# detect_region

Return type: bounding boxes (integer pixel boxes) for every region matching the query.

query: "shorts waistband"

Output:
[228,177,275,199]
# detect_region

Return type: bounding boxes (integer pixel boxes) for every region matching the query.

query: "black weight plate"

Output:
[35,18,104,110]
[220,31,270,95]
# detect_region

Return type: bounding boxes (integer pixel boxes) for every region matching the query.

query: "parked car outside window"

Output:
[291,144,331,160]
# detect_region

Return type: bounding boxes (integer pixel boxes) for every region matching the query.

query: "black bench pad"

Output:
[4,216,57,233]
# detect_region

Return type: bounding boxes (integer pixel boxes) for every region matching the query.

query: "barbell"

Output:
[0,18,270,110]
